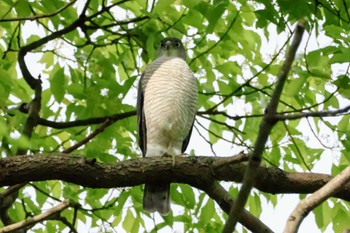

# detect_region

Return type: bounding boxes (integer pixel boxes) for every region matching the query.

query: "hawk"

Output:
[137,38,198,215]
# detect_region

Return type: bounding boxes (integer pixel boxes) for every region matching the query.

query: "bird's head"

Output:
[156,37,186,60]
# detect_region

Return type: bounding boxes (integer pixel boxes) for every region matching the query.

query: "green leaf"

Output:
[180,185,195,209]
[324,25,344,39]
[39,52,54,69]
[51,181,62,199]
[26,35,41,45]
[330,48,350,64]
[207,1,228,33]
[199,198,215,223]
[23,197,40,214]
[153,0,175,14]
[247,193,262,216]
[123,209,135,232]
[9,202,25,221]
[35,182,49,206]
[50,66,65,103]
[314,201,332,230]
[285,76,307,97]
[306,50,331,78]
[208,121,221,144]
[332,207,349,233]
[15,0,31,17]
[3,0,350,231]
[338,115,350,132]
[182,9,203,28]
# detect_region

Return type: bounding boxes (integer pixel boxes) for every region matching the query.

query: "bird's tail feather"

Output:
[143,183,170,215]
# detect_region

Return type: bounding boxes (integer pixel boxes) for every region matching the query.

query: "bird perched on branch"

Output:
[137,37,198,215]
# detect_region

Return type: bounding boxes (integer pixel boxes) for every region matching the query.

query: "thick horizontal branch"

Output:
[0,154,349,201]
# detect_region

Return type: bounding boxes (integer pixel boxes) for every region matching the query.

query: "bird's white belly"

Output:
[142,57,197,156]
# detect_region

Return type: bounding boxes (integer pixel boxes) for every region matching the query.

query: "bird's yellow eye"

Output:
[175,42,181,48]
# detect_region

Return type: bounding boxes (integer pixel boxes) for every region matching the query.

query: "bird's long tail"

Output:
[143,183,170,215]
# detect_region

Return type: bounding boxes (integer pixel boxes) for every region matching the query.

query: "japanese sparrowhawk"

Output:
[137,37,198,215]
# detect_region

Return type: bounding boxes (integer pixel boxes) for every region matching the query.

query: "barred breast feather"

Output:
[141,56,197,157]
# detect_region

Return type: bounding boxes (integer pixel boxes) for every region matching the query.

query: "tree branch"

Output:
[0,184,25,209]
[36,111,135,129]
[18,100,349,131]
[1,154,350,201]
[3,50,43,232]
[0,1,77,22]
[205,27,294,113]
[223,20,306,233]
[283,165,350,233]
[189,11,239,65]
[204,182,273,233]
[275,104,350,120]
[2,77,42,232]
[3,153,350,231]
[62,119,113,153]
[0,200,70,233]
[16,0,90,90]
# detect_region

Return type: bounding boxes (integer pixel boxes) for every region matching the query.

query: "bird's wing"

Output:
[137,73,147,157]
[181,117,195,153]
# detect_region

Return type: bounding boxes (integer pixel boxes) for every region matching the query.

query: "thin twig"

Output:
[0,200,70,233]
[283,121,311,171]
[194,121,218,156]
[189,12,239,65]
[275,104,350,120]
[62,119,113,153]
[205,29,294,113]
[306,118,335,150]
[37,111,135,129]
[0,0,77,22]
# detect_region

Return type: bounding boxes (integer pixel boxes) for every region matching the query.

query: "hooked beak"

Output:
[165,41,172,50]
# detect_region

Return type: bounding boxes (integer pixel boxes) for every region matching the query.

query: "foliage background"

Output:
[1,0,350,232]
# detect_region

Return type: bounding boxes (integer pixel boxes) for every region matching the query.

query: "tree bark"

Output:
[0,154,349,201]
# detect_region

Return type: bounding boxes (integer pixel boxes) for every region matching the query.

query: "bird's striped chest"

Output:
[141,57,197,140]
